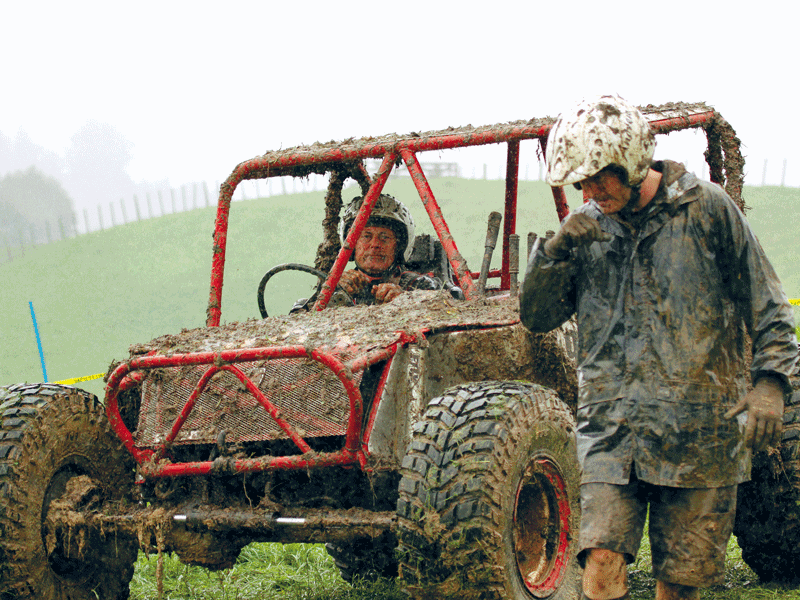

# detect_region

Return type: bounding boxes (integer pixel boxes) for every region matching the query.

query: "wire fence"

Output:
[1,158,797,264]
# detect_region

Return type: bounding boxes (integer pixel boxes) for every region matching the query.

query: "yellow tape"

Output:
[54,373,105,385]
[791,299,800,306]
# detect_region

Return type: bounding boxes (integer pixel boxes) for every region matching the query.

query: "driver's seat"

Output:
[405,234,463,299]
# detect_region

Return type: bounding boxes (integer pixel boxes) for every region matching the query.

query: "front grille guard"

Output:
[106,342,400,479]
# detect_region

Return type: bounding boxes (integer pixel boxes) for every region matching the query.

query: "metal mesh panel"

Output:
[135,357,361,448]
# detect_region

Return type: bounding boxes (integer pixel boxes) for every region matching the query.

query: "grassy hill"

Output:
[1,178,797,398]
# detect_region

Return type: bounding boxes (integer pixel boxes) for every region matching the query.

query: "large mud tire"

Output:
[0,383,137,599]
[325,531,399,582]
[734,370,800,583]
[396,381,581,600]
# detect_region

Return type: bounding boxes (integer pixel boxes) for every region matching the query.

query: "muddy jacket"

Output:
[520,161,798,487]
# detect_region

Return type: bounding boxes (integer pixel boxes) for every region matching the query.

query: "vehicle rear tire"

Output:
[396,381,581,599]
[734,369,800,583]
[0,383,137,599]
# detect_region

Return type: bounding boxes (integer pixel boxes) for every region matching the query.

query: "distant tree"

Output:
[0,167,75,242]
[0,198,29,241]
[65,121,137,210]
[0,130,65,181]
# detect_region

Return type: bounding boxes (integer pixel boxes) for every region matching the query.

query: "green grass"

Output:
[129,543,406,600]
[0,177,570,396]
[2,179,797,397]
[128,537,800,600]
[741,186,800,305]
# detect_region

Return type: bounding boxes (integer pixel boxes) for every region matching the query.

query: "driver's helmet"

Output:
[545,94,656,187]
[340,194,416,263]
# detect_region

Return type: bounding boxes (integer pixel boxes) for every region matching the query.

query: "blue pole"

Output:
[28,301,47,382]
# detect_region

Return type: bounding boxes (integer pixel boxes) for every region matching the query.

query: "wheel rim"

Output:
[513,456,571,598]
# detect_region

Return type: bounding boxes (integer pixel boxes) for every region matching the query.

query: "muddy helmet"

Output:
[545,94,656,187]
[341,194,416,263]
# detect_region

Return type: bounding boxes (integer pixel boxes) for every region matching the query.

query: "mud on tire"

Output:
[395,381,581,600]
[0,383,137,599]
[734,368,800,583]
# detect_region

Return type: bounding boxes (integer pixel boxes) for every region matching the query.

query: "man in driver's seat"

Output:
[337,194,441,305]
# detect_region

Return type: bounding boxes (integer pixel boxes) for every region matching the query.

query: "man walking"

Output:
[521,95,797,600]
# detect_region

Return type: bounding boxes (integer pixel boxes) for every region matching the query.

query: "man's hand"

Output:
[338,270,403,304]
[544,213,611,260]
[725,376,785,451]
[338,270,370,296]
[373,282,403,304]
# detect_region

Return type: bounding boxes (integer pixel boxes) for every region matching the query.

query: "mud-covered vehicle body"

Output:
[4,102,792,599]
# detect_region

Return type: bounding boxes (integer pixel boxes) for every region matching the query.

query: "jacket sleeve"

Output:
[520,237,578,333]
[715,188,798,388]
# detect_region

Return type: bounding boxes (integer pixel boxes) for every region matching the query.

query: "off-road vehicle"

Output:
[2,102,797,599]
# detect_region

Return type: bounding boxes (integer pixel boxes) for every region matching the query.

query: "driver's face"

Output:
[354,226,397,276]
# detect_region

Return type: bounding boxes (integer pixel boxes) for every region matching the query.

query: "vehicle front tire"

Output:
[396,381,581,599]
[0,383,137,599]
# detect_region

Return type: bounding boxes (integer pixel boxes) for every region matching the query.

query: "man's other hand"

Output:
[725,376,784,451]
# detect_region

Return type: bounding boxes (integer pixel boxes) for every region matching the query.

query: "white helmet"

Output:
[545,94,656,187]
[340,194,416,263]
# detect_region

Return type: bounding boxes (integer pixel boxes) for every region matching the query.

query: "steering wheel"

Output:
[257,263,354,318]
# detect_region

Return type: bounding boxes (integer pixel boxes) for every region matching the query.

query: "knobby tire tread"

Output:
[395,381,580,600]
[0,383,136,600]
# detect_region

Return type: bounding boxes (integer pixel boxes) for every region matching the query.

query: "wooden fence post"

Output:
[133,194,142,221]
[110,202,117,227]
[158,190,165,216]
[119,198,128,224]
[98,205,104,230]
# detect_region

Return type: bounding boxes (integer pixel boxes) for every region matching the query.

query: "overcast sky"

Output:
[2,0,796,190]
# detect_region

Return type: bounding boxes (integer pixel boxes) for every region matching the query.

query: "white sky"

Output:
[2,0,797,188]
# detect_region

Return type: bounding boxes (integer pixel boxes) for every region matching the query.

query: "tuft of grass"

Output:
[130,536,800,600]
[129,543,406,600]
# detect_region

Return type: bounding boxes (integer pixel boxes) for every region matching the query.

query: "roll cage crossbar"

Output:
[207,102,743,327]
